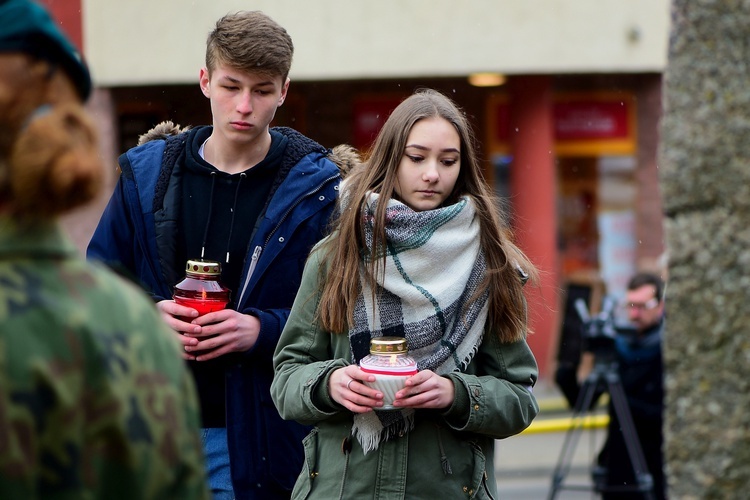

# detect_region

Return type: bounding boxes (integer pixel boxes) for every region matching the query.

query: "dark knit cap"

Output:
[0,0,92,100]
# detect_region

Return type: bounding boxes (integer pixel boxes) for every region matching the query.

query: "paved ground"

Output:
[495,426,606,499]
[493,382,608,499]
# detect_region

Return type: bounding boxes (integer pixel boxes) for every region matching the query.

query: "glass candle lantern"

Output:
[173,259,231,316]
[359,337,418,410]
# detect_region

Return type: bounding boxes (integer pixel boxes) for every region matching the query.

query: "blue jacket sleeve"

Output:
[87,178,138,280]
[87,168,167,301]
[243,307,290,361]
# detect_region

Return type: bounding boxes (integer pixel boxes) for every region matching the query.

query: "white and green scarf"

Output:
[350,193,489,453]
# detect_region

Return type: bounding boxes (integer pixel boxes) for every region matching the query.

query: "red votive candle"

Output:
[173,259,231,316]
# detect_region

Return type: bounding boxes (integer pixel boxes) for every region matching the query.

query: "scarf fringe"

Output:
[458,330,484,372]
[353,411,416,455]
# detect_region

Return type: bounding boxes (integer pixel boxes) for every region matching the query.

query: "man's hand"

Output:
[182,309,260,361]
[155,300,260,361]
[156,299,201,360]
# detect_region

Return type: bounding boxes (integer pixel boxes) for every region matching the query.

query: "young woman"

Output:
[271,89,539,499]
[0,1,207,497]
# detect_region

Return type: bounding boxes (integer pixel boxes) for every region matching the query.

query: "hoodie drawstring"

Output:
[200,171,218,260]
[200,171,246,264]
[225,172,246,263]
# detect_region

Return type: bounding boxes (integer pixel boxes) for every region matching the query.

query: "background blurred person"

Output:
[599,271,666,499]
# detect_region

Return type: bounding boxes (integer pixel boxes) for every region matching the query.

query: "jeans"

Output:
[202,428,234,500]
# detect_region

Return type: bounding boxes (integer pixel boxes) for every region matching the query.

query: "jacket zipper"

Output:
[236,174,339,306]
[237,245,262,305]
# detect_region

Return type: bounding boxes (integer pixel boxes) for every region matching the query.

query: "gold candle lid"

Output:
[185,259,222,277]
[369,337,408,355]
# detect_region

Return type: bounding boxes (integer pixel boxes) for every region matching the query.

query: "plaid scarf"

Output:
[350,193,489,453]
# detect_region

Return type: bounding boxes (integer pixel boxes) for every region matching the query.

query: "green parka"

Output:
[0,218,208,499]
[271,248,539,500]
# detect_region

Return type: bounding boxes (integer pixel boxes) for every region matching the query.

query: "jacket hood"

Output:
[328,144,361,177]
[136,120,360,176]
[137,121,191,146]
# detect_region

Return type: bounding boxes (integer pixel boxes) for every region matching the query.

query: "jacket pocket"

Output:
[291,427,319,500]
[468,442,496,500]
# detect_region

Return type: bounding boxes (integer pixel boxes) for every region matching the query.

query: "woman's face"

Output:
[394,116,461,212]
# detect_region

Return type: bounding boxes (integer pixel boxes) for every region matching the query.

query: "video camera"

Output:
[574,296,636,363]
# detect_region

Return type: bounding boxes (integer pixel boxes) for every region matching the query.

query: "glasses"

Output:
[625,298,660,311]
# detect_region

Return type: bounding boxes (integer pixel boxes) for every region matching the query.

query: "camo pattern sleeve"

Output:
[0,221,209,499]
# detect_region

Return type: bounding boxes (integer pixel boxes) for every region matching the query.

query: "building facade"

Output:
[42,0,671,380]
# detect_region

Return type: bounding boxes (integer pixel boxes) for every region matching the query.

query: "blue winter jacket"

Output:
[87,125,345,499]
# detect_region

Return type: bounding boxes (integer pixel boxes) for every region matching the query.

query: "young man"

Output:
[88,11,354,499]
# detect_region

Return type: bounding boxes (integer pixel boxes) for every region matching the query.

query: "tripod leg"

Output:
[547,373,602,500]
[605,374,656,500]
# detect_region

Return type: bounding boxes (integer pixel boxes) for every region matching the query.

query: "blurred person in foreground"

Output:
[598,271,666,499]
[0,0,208,497]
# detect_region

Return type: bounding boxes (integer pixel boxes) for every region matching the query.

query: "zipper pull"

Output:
[237,245,263,305]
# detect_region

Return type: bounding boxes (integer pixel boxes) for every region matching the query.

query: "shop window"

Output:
[558,157,599,275]
[557,155,637,296]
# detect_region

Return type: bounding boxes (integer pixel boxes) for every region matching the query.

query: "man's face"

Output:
[199,62,289,148]
[625,284,663,332]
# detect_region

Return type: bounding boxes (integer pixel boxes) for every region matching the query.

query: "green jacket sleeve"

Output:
[271,249,349,424]
[441,332,539,439]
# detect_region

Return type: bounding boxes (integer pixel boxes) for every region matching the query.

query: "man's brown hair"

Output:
[206,11,294,80]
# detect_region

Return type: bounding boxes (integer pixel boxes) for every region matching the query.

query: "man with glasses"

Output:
[598,271,667,499]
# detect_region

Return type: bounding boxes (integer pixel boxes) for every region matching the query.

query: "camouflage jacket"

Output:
[0,216,209,499]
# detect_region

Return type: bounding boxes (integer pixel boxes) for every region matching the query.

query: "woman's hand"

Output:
[392,370,455,409]
[330,366,384,413]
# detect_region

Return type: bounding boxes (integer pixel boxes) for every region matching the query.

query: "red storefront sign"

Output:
[487,93,636,156]
[554,99,630,141]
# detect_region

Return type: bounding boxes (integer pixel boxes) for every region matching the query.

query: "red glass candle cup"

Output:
[173,259,231,316]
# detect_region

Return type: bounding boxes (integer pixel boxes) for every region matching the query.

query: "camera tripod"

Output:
[547,350,656,499]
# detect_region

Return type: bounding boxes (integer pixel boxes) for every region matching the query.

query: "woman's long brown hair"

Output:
[316,89,538,343]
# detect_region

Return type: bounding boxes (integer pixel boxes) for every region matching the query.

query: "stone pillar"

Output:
[659,0,750,497]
